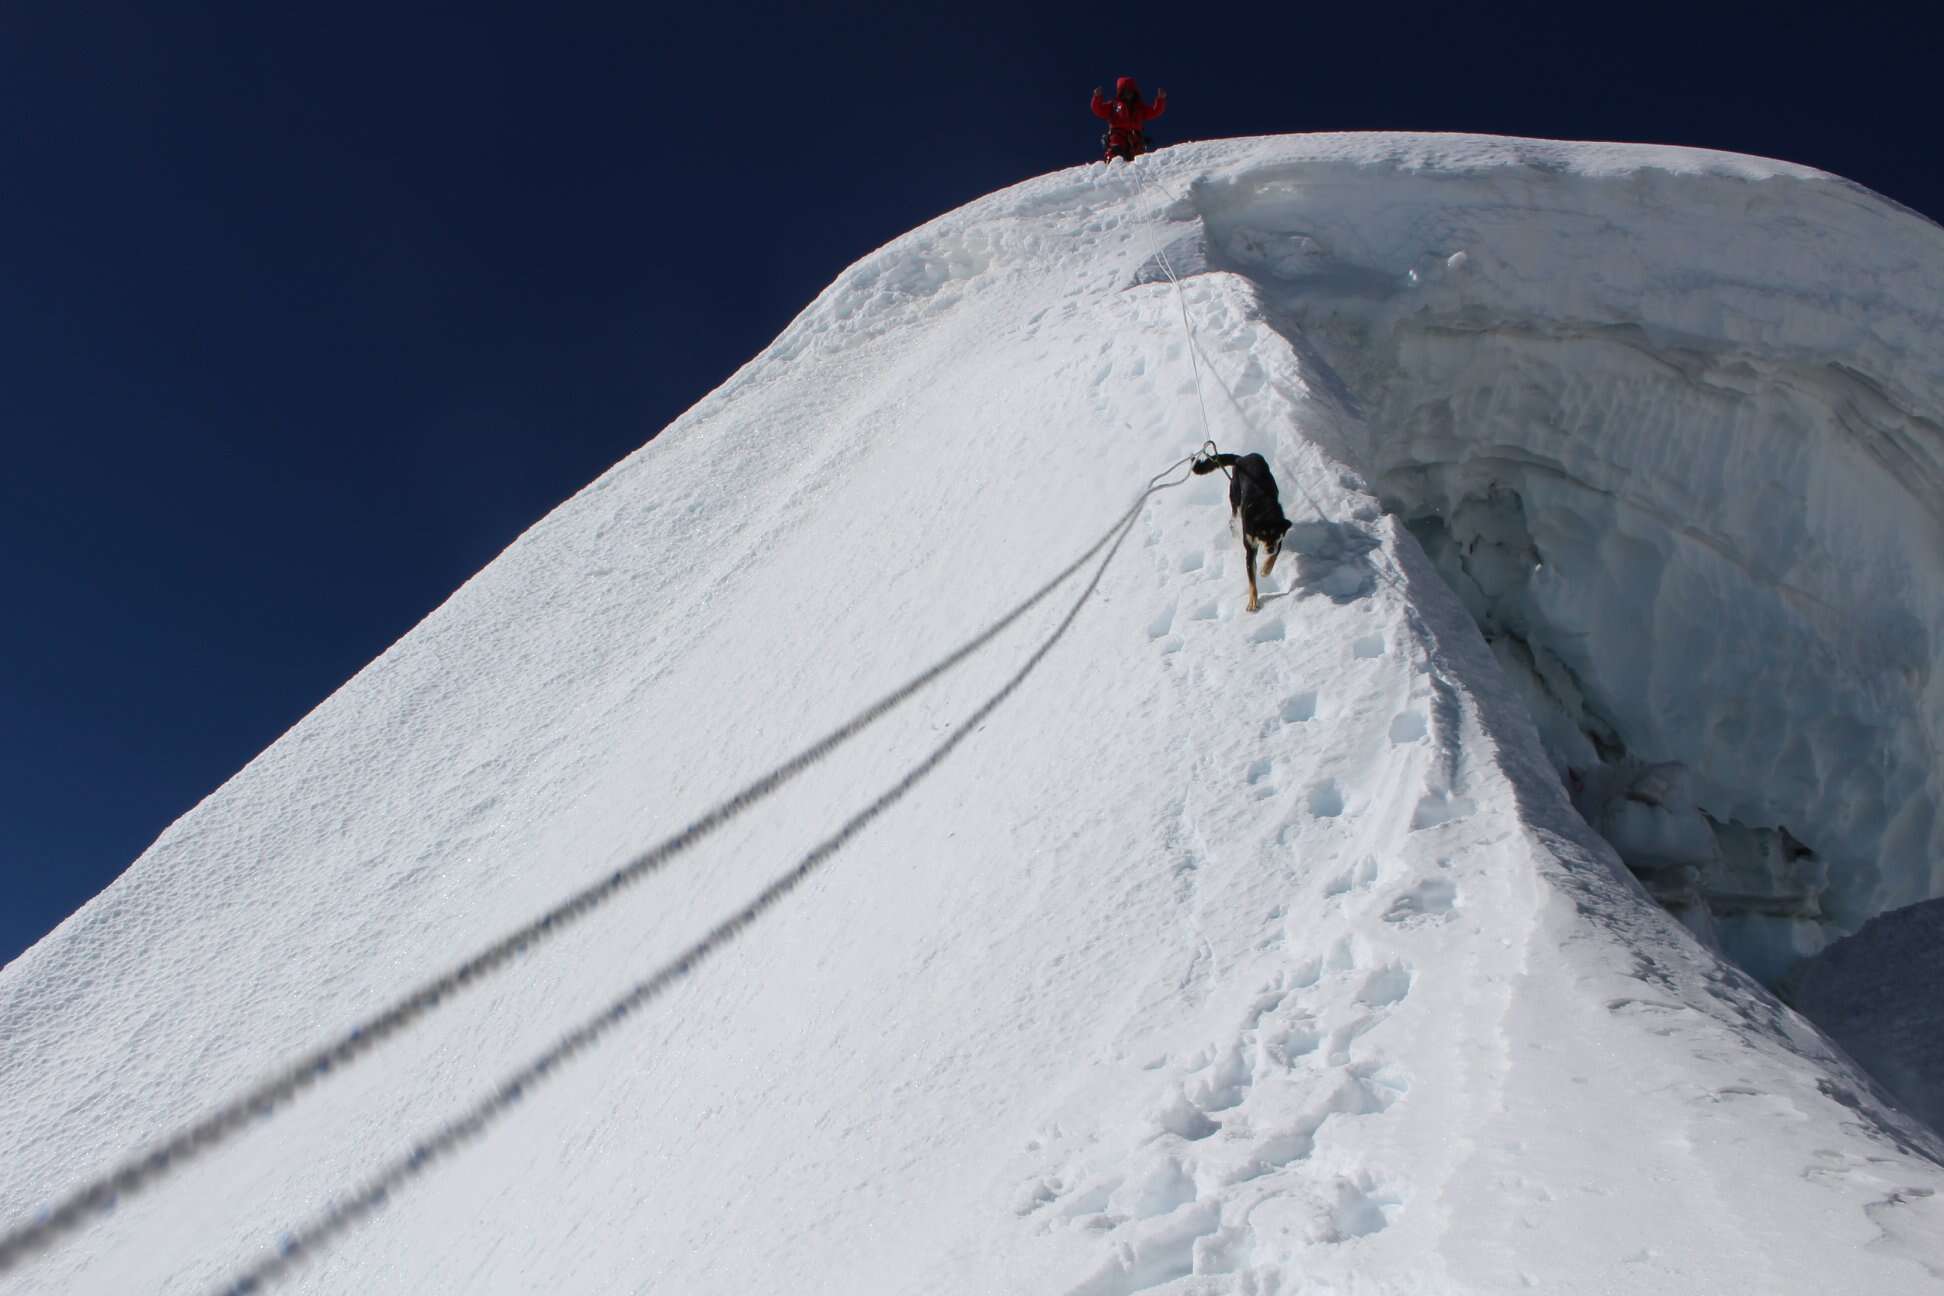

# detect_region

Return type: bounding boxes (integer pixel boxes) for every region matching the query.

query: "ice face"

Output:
[1196,152,1944,982]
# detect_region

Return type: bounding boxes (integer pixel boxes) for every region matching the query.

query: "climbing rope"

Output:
[1192,438,1230,480]
[206,452,1198,1293]
[0,452,1203,1282]
[1157,235,1217,448]
[1132,166,1254,477]
[1130,161,1342,529]
[1127,162,1228,468]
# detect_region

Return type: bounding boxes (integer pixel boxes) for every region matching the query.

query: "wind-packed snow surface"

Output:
[4,134,1943,1294]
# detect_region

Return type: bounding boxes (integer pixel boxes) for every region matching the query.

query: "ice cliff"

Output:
[1175,138,1944,981]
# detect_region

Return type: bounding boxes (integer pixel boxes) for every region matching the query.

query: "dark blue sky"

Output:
[2,0,1934,965]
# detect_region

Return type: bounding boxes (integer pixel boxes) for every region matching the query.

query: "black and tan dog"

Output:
[1192,451,1292,612]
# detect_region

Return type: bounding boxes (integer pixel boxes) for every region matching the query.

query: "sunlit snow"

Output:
[3,133,1941,1294]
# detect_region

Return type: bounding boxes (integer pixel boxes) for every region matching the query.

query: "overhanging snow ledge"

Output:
[1187,148,1944,984]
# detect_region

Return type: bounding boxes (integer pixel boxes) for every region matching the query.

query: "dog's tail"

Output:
[1192,452,1238,476]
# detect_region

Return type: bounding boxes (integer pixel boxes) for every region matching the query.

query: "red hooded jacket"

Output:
[1091,77,1167,144]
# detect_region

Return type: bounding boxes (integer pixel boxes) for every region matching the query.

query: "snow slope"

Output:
[3,134,1942,1295]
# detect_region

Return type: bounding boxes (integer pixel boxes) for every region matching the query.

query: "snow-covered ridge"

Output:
[1163,134,1944,980]
[3,134,1942,1294]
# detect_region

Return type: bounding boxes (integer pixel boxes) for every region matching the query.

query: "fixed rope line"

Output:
[1131,161,1231,462]
[210,455,1198,1294]
[1155,236,1216,447]
[0,464,1186,1277]
[1133,162,1338,528]
[1132,164,1408,597]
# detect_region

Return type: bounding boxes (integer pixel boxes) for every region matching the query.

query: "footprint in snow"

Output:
[1245,758,1278,799]
[1383,877,1458,924]
[1287,955,1324,989]
[1151,1088,1220,1142]
[1322,1174,1402,1242]
[1323,854,1381,898]
[1410,789,1475,830]
[1356,965,1414,1008]
[1388,711,1428,743]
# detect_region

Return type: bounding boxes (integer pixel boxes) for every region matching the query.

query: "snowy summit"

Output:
[3,133,1943,1294]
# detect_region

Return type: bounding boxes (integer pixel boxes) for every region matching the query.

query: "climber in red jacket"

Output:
[1091,77,1167,162]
